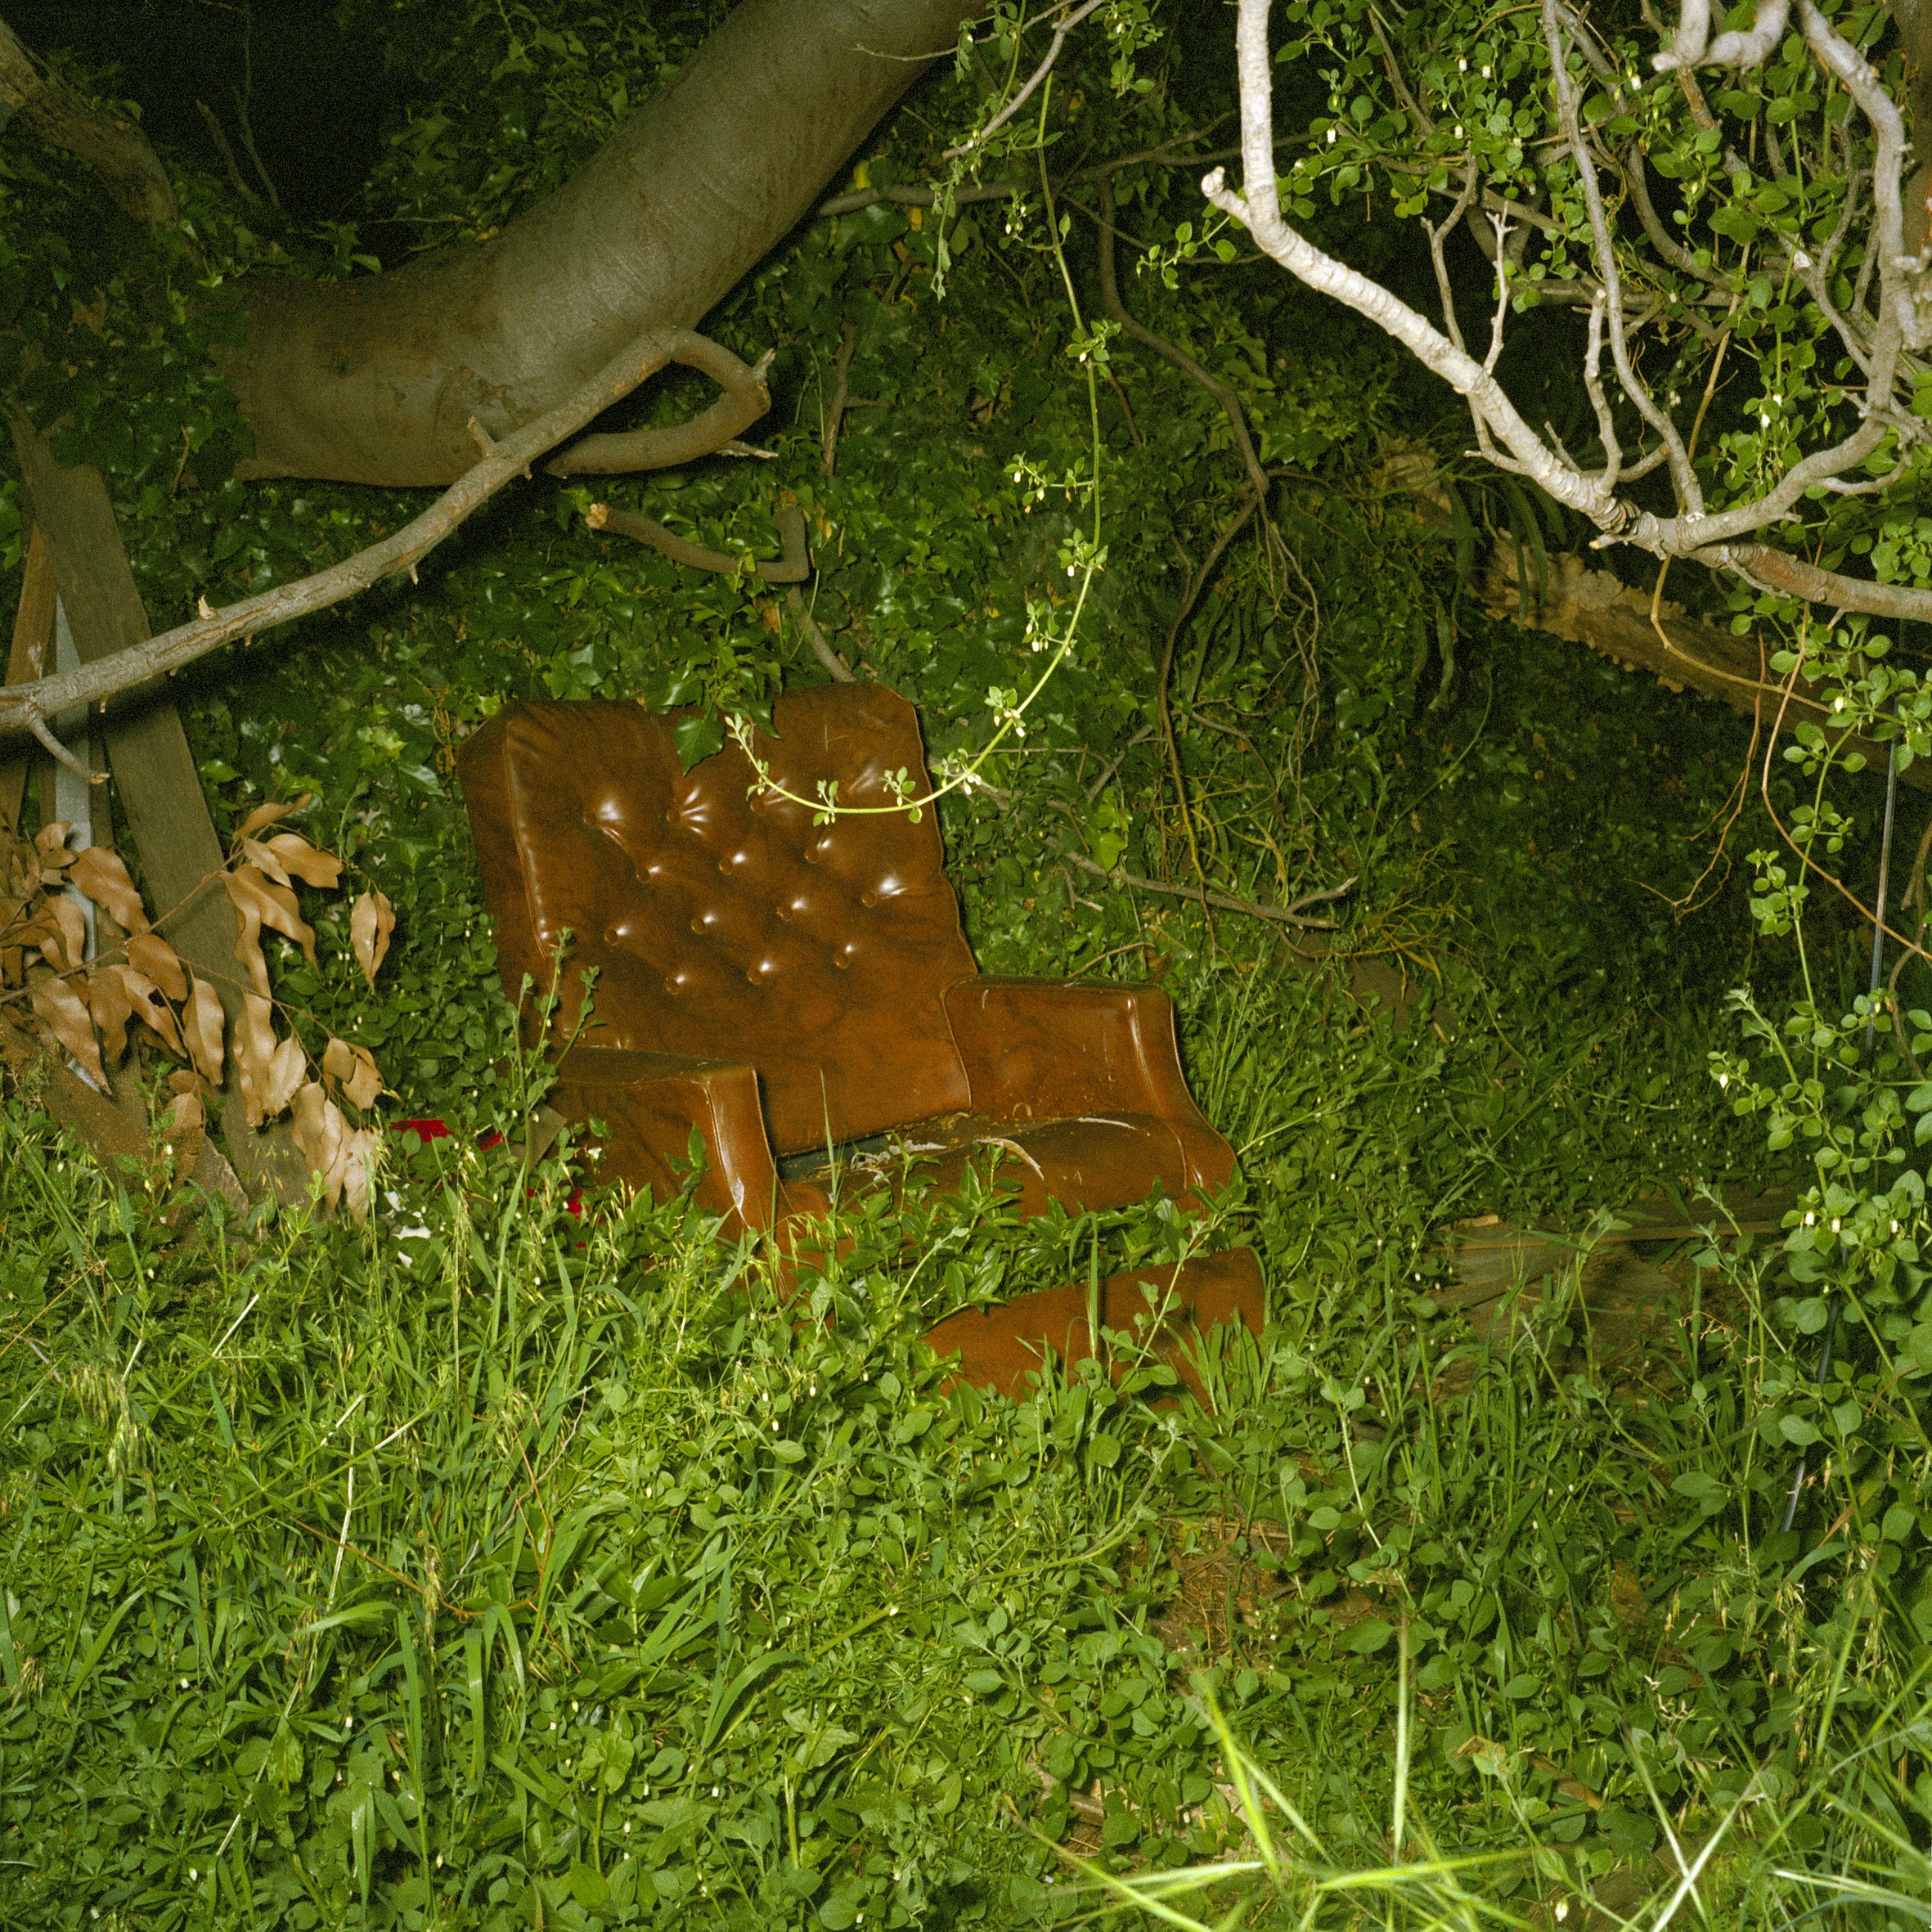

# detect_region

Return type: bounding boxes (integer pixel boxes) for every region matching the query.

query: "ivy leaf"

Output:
[673,710,726,771]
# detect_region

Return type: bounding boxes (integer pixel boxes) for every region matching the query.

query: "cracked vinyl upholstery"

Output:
[457,685,976,1152]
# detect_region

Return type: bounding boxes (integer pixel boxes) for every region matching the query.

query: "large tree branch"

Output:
[1481,548,1932,788]
[0,330,748,744]
[0,13,176,225]
[546,340,773,477]
[1202,0,1914,573]
[1702,543,1932,621]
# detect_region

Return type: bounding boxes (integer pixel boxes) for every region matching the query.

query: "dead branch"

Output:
[787,588,855,683]
[823,321,858,477]
[0,14,176,225]
[546,340,774,477]
[1065,850,1355,929]
[1700,544,1932,622]
[195,100,260,204]
[1096,175,1271,508]
[586,500,810,582]
[0,329,753,744]
[1480,548,1932,790]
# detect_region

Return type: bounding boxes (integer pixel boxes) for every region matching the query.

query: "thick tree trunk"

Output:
[0,13,176,226]
[217,0,977,487]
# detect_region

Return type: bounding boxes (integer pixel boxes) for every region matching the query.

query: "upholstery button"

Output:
[690,919,705,934]
[860,890,877,908]
[775,905,791,921]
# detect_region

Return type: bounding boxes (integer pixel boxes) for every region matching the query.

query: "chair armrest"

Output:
[552,1045,780,1232]
[941,977,1233,1191]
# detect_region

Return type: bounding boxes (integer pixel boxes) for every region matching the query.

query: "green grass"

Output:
[3,940,1929,1932]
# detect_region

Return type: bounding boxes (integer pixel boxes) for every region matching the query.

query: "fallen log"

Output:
[1480,550,1929,791]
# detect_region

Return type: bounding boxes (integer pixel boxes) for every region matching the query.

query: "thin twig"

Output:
[823,321,857,479]
[1065,850,1355,928]
[943,0,1107,160]
[194,101,258,204]
[1097,175,1271,505]
[587,500,810,582]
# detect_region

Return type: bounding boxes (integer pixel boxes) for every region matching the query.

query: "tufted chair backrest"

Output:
[457,685,978,1153]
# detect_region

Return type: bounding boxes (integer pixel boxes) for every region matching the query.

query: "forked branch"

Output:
[0,330,766,742]
[1202,0,1932,622]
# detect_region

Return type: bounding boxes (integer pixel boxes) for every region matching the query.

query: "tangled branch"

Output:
[1202,0,1932,622]
[0,329,767,745]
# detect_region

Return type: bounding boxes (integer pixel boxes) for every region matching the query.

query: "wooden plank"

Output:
[1,520,55,835]
[11,420,305,1205]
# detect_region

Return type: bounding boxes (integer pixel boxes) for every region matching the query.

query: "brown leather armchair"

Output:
[456,684,1262,1395]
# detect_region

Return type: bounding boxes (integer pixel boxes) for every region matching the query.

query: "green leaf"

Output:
[672,710,726,771]
[1345,1617,1394,1655]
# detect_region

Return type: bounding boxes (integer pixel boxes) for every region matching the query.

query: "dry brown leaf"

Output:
[34,822,71,869]
[224,865,317,987]
[290,1080,347,1210]
[166,1067,207,1097]
[88,964,136,1063]
[222,869,268,999]
[127,932,187,1003]
[182,975,226,1087]
[233,992,281,1128]
[29,973,106,1090]
[263,1034,306,1121]
[256,833,342,890]
[341,1126,381,1223]
[115,965,183,1054]
[160,1090,205,1179]
[232,796,309,845]
[349,888,395,990]
[237,838,292,888]
[69,847,149,934]
[38,895,87,973]
[321,1035,384,1111]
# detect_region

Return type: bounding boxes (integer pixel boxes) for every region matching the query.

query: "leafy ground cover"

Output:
[7,3,1932,1926]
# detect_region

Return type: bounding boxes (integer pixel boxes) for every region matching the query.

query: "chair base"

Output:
[920,1247,1264,1404]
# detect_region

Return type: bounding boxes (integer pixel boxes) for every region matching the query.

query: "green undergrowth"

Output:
[1,951,1926,1930]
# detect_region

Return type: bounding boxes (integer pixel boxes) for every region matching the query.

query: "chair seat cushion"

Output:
[781,1108,1196,1219]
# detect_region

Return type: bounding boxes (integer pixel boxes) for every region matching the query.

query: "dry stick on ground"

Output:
[587,501,856,682]
[1063,848,1354,932]
[0,328,762,743]
[822,321,858,477]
